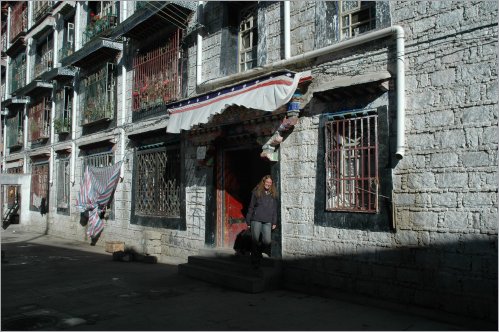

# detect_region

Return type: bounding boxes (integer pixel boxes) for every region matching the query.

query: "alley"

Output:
[1,227,478,331]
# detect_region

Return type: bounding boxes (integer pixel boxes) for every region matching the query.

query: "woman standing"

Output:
[246,175,278,267]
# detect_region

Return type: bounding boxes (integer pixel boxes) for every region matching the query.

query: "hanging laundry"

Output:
[76,161,122,240]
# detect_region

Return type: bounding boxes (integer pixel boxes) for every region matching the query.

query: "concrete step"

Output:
[178,249,282,293]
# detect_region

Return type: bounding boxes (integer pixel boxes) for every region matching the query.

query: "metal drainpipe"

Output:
[196,1,204,86]
[70,2,81,184]
[283,1,291,60]
[119,0,128,178]
[49,24,58,185]
[201,25,406,159]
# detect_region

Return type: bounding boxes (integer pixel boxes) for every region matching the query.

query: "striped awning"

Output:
[166,71,308,133]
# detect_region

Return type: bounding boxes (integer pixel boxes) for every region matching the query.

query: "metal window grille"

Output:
[135,145,181,218]
[325,112,378,212]
[9,2,28,43]
[30,162,49,211]
[239,5,257,72]
[29,96,51,142]
[6,112,23,148]
[132,30,182,112]
[54,86,72,134]
[82,151,115,219]
[7,166,23,174]
[56,158,70,212]
[80,63,115,125]
[339,1,376,39]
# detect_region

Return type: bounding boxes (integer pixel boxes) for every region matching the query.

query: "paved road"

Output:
[0,227,480,331]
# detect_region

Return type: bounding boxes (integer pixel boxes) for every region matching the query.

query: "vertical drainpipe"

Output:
[196,1,203,86]
[283,1,291,60]
[119,0,127,179]
[49,24,58,185]
[394,26,405,159]
[70,2,81,184]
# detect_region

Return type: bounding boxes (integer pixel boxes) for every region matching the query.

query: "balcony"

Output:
[1,32,7,55]
[132,30,182,121]
[33,1,54,24]
[33,49,54,78]
[82,12,118,45]
[80,63,115,126]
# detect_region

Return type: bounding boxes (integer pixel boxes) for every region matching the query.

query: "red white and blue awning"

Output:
[166,71,308,133]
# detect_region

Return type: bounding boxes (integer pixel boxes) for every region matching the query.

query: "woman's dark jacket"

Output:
[246,190,277,225]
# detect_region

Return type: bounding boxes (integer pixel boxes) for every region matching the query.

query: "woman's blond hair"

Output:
[253,175,278,199]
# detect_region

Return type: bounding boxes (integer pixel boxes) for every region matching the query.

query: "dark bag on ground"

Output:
[233,229,252,255]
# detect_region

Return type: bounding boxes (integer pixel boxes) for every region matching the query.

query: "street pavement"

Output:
[0,226,485,331]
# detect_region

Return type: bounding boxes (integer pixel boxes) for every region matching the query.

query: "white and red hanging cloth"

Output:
[76,161,122,238]
[166,71,308,133]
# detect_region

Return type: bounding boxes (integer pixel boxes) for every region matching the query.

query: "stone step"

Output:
[178,250,282,293]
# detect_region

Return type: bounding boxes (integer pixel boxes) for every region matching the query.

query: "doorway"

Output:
[216,146,271,248]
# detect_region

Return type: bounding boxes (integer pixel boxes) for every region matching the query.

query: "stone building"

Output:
[1,0,497,324]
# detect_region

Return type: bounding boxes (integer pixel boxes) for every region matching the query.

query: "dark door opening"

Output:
[219,147,271,248]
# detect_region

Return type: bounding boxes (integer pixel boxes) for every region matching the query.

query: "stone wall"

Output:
[279,0,498,322]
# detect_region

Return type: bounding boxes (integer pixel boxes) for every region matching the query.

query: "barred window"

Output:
[30,162,49,212]
[325,112,378,212]
[134,145,181,218]
[339,1,376,39]
[56,157,70,214]
[82,150,115,219]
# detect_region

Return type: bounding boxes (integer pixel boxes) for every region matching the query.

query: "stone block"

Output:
[430,152,459,168]
[462,192,496,207]
[435,172,468,189]
[407,172,435,189]
[442,210,470,229]
[410,211,438,229]
[431,192,458,208]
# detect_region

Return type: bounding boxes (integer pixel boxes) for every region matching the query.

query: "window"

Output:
[132,30,183,115]
[238,4,257,72]
[28,96,51,142]
[9,2,28,43]
[10,52,26,92]
[134,145,181,218]
[59,19,75,60]
[82,150,115,219]
[339,1,376,39]
[56,157,70,214]
[325,112,378,212]
[30,162,49,212]
[33,1,53,24]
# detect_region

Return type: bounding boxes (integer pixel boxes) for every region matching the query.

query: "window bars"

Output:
[59,21,75,61]
[33,1,53,24]
[132,30,182,113]
[29,96,51,142]
[325,112,378,212]
[80,63,115,125]
[83,1,118,45]
[56,158,70,212]
[339,1,376,39]
[10,52,27,92]
[135,146,181,218]
[33,35,54,79]
[30,162,49,211]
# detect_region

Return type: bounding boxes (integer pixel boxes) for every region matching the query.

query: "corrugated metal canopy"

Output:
[111,1,194,40]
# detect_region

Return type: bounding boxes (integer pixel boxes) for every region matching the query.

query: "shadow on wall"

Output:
[281,238,498,330]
